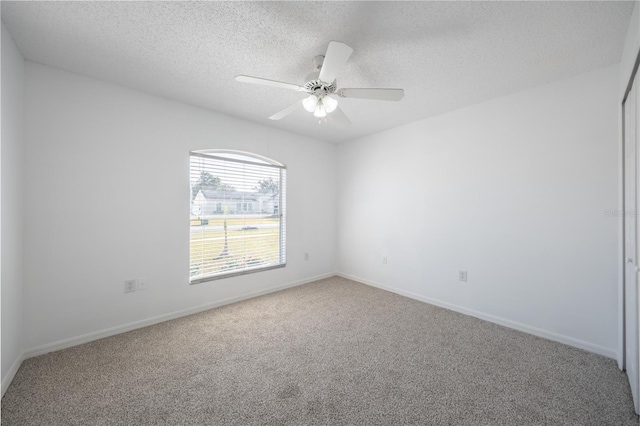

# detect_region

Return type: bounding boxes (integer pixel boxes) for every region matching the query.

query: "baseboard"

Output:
[2,351,25,397]
[24,272,335,359]
[337,272,618,360]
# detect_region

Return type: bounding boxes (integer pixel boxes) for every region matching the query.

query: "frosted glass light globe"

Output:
[302,95,318,112]
[313,103,327,118]
[323,95,338,113]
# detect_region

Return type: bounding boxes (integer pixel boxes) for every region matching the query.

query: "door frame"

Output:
[621,46,640,381]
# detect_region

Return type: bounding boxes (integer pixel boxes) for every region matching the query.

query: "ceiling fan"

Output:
[235,41,404,126]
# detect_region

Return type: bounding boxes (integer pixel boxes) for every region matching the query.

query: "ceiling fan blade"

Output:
[338,88,404,101]
[236,75,305,91]
[318,41,353,84]
[329,106,351,127]
[269,100,303,120]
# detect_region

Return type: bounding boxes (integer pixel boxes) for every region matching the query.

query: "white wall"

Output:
[1,23,25,392]
[337,65,620,358]
[23,62,337,353]
[620,1,639,100]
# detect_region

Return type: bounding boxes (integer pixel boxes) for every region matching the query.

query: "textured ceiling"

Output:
[1,1,634,143]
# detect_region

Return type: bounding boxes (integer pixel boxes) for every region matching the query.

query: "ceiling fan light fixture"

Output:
[313,102,327,118]
[302,95,318,112]
[323,95,338,113]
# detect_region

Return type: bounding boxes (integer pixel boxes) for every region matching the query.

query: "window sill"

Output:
[189,263,286,284]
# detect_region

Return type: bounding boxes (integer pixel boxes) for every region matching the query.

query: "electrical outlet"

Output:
[459,271,468,282]
[304,252,309,261]
[124,279,137,293]
[137,277,148,291]
[383,256,388,264]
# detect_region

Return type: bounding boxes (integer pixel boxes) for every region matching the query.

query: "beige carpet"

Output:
[1,276,638,425]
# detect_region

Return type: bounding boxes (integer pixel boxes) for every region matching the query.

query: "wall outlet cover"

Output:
[137,278,148,291]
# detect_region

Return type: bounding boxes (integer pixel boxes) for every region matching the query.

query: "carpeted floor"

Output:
[1,276,638,425]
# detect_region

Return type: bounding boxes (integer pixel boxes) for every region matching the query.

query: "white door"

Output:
[624,71,640,414]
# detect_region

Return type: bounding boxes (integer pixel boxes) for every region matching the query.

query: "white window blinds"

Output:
[189,151,286,283]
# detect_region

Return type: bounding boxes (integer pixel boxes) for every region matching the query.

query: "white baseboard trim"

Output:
[2,351,25,397]
[337,272,618,360]
[24,272,335,359]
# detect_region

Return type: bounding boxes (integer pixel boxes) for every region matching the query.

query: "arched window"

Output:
[189,150,286,283]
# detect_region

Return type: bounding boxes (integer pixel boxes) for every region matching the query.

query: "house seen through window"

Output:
[189,150,286,283]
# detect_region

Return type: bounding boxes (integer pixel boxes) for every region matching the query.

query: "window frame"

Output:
[189,150,287,284]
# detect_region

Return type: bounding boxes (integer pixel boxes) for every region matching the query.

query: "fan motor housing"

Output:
[303,79,336,96]
[303,70,336,96]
